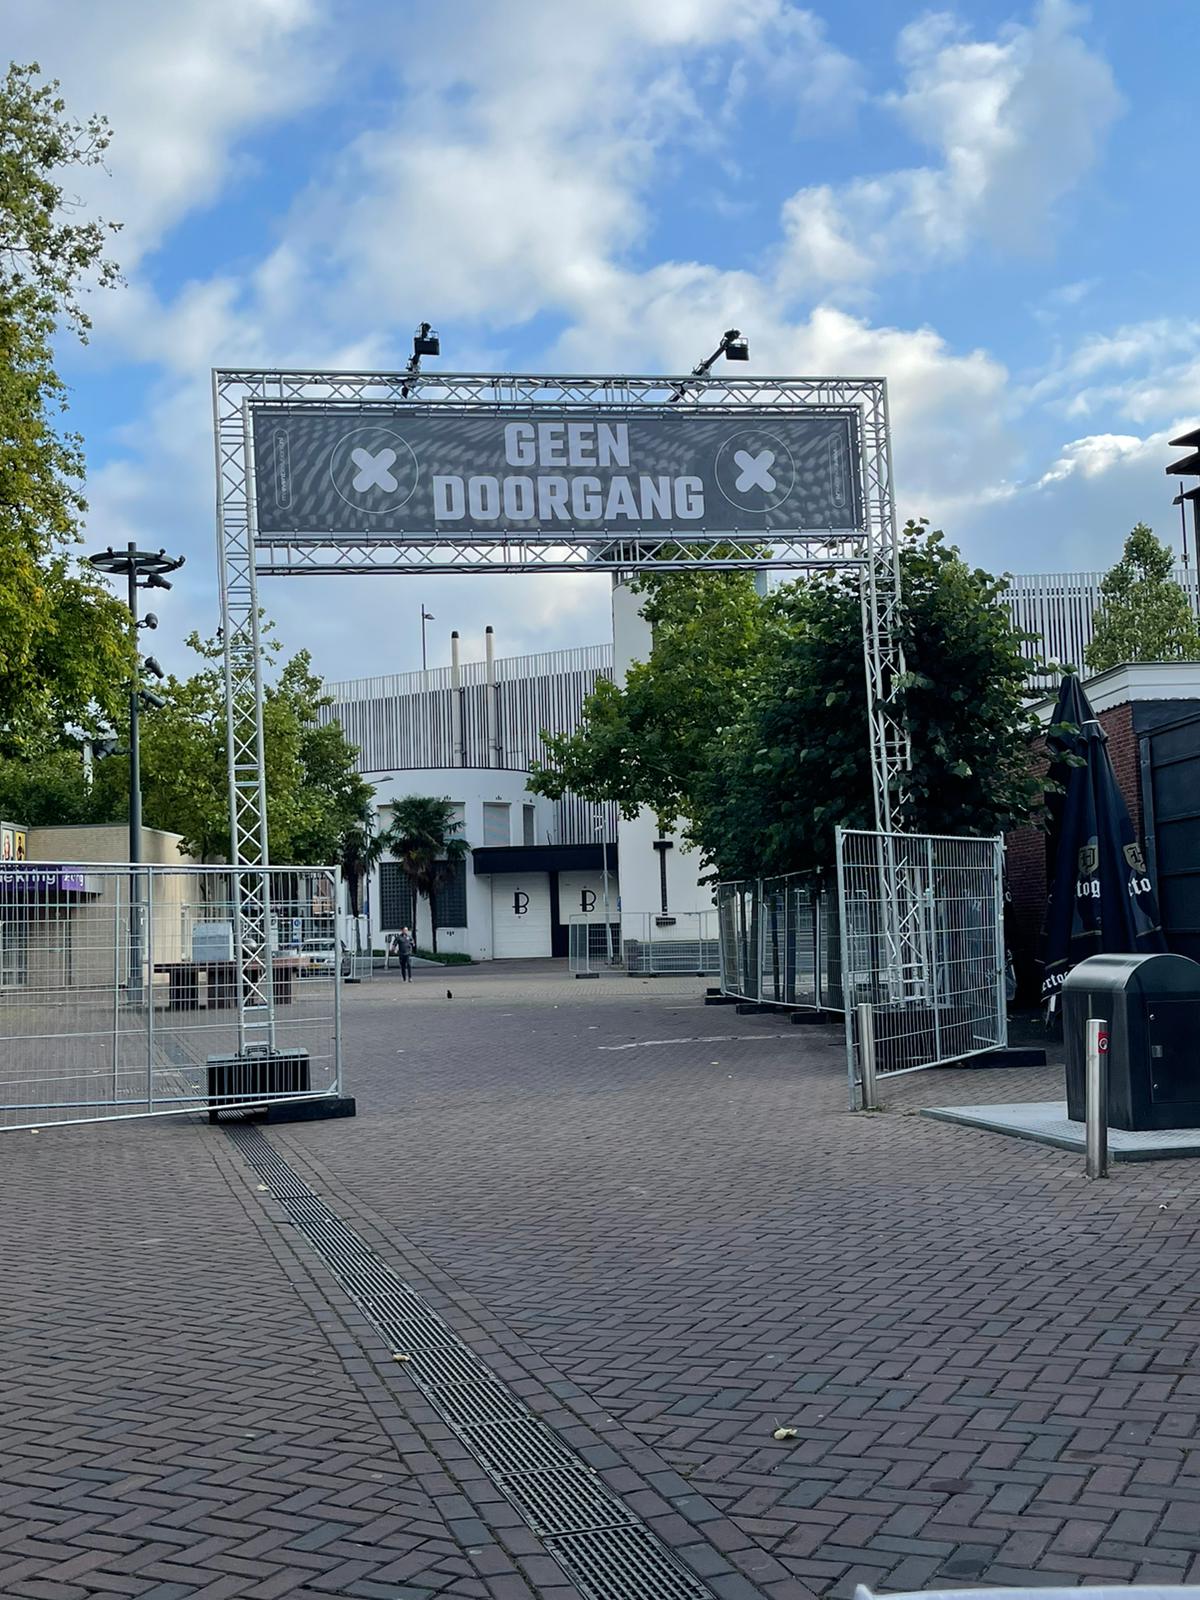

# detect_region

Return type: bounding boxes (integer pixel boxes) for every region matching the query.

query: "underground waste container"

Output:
[1062,952,1200,1130]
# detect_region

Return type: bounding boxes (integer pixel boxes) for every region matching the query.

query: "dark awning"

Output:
[472,842,617,876]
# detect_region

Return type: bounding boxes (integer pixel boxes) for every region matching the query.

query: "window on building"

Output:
[523,804,537,846]
[433,857,468,928]
[482,801,511,847]
[378,862,416,931]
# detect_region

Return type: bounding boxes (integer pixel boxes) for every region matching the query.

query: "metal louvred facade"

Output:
[320,643,615,847]
[322,644,612,773]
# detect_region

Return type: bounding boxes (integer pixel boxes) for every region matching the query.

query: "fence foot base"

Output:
[704,994,739,1006]
[791,1009,839,1025]
[252,1095,357,1123]
[574,972,600,980]
[955,1046,1047,1069]
[735,1002,771,1015]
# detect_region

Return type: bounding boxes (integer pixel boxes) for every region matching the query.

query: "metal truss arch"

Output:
[214,368,911,1052]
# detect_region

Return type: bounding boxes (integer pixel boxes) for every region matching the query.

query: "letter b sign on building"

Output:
[512,890,530,916]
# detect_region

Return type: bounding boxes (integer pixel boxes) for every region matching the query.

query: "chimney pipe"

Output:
[484,625,500,768]
[450,630,464,766]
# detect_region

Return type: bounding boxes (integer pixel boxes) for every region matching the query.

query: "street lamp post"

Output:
[421,606,435,671]
[1167,426,1200,617]
[595,806,613,965]
[87,543,184,1000]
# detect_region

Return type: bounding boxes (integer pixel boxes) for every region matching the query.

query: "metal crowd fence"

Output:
[569,911,719,976]
[715,876,842,1010]
[623,911,719,975]
[0,864,342,1131]
[836,828,1006,1104]
[568,916,621,975]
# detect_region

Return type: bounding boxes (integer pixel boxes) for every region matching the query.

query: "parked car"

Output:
[298,940,352,977]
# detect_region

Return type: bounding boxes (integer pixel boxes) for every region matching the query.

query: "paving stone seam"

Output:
[197,1129,573,1600]
[222,1126,792,1600]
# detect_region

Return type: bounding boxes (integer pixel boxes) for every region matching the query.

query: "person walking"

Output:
[396,926,414,983]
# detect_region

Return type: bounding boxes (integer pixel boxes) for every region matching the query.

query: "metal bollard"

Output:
[856,1001,877,1110]
[1085,1016,1109,1179]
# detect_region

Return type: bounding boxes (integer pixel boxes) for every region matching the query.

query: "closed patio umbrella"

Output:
[1039,673,1164,1006]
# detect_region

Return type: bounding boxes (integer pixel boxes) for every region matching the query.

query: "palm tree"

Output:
[381,796,470,955]
[340,805,389,955]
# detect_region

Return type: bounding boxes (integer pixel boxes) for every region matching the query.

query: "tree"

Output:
[86,627,372,865]
[1085,523,1200,671]
[0,623,373,865]
[0,741,101,825]
[696,526,1042,878]
[340,807,389,954]
[137,632,372,863]
[532,523,1043,881]
[381,796,470,955]
[0,62,134,749]
[530,569,763,827]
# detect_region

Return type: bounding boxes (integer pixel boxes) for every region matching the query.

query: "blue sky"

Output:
[6,0,1198,681]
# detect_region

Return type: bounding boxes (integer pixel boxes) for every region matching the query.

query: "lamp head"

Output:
[413,322,440,358]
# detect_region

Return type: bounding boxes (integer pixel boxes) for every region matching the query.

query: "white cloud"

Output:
[2,0,332,268]
[1037,430,1158,485]
[1025,318,1200,427]
[15,0,1177,673]
[778,0,1122,296]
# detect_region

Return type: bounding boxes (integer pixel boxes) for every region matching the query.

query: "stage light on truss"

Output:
[413,322,440,359]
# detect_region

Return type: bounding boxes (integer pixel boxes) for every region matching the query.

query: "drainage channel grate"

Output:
[499,1467,637,1538]
[548,1527,715,1600]
[458,1418,578,1475]
[230,1126,719,1600]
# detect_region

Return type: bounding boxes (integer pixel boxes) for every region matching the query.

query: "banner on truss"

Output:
[249,406,863,540]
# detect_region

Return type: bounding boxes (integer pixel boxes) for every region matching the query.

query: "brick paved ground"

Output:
[0,1114,569,1600]
[4,960,1200,1598]
[276,964,1200,1595]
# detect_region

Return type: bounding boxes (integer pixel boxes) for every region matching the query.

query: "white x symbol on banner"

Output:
[350,446,398,493]
[733,448,776,493]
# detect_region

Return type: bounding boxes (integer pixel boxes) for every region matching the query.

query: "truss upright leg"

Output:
[858,380,910,834]
[214,377,275,1056]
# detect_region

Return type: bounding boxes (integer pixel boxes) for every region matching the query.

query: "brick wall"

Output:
[1005,703,1142,1003]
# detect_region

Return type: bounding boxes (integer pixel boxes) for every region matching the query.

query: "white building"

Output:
[323,584,720,961]
[1001,566,1200,686]
[609,583,716,934]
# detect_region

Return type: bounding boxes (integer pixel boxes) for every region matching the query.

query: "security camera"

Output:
[146,572,173,590]
[139,688,167,710]
[140,612,159,630]
[143,655,165,680]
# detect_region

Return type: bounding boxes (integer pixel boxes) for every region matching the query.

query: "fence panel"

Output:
[622,911,719,975]
[837,828,1006,1105]
[0,864,342,1131]
[716,881,761,1000]
[568,916,620,975]
[718,876,841,1010]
